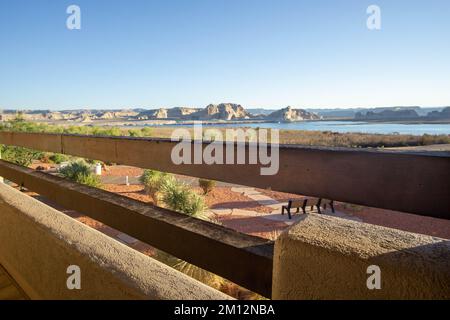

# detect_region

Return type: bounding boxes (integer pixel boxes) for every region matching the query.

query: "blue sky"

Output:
[0,0,449,110]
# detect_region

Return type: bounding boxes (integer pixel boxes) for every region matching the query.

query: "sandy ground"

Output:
[102,166,144,177]
[100,165,450,239]
[102,184,149,202]
[202,187,272,214]
[260,189,450,239]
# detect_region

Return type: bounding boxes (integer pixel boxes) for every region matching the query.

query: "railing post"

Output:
[272,214,450,299]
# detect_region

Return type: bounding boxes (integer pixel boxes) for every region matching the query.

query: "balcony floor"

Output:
[0,264,28,300]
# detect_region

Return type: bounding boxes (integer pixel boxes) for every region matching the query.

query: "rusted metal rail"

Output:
[1,131,449,219]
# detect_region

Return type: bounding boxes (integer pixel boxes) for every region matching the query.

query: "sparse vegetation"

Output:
[59,160,101,187]
[162,179,206,217]
[139,169,174,206]
[0,118,155,137]
[276,129,450,148]
[0,119,157,169]
[139,169,207,217]
[48,153,70,164]
[198,178,216,195]
[1,119,448,148]
[0,145,42,167]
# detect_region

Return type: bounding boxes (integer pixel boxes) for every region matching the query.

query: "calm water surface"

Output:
[190,121,450,135]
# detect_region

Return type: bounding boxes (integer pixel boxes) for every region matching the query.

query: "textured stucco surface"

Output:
[273,214,450,299]
[0,183,231,300]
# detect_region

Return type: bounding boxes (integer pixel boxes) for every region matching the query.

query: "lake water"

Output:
[193,121,450,135]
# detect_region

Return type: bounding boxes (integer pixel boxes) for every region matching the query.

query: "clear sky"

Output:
[1,0,449,110]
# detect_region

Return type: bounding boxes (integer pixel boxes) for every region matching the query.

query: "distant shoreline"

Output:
[30,117,450,127]
[315,118,450,125]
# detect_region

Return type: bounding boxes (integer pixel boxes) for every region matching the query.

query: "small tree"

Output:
[59,160,101,188]
[198,178,216,195]
[139,169,173,205]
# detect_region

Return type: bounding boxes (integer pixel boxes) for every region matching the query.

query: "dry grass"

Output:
[2,120,449,148]
[276,130,450,148]
[150,126,450,148]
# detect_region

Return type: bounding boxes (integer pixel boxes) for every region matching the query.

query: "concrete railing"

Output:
[272,214,450,299]
[0,183,231,300]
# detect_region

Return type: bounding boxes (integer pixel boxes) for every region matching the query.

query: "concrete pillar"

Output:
[272,214,450,299]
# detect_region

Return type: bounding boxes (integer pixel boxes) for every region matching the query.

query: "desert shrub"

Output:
[92,126,123,136]
[84,158,104,165]
[139,169,174,205]
[1,145,43,167]
[38,153,51,163]
[198,178,216,194]
[49,153,69,164]
[59,160,101,187]
[161,179,206,217]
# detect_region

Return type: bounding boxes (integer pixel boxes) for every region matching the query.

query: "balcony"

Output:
[0,131,449,299]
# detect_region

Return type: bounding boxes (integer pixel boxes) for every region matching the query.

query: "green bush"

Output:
[139,169,174,205]
[162,179,206,217]
[1,145,42,167]
[198,178,216,194]
[59,160,101,187]
[49,153,69,164]
[139,169,208,217]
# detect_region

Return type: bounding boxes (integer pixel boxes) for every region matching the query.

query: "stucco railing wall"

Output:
[0,183,231,300]
[273,214,450,299]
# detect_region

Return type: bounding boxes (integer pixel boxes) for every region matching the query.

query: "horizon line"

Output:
[1,105,449,112]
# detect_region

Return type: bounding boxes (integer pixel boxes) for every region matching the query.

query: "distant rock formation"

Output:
[0,104,320,123]
[188,103,251,120]
[427,107,450,119]
[167,107,199,118]
[152,108,168,119]
[266,106,321,122]
[97,110,139,119]
[137,107,199,119]
[47,112,65,121]
[3,105,449,124]
[355,109,419,120]
[98,111,116,120]
[309,106,445,119]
